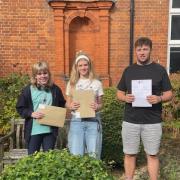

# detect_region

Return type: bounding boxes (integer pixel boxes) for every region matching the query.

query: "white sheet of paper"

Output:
[132,79,152,107]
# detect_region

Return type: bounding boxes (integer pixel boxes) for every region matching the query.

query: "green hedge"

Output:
[162,73,180,136]
[101,87,124,166]
[0,149,115,180]
[162,73,180,121]
[0,73,29,134]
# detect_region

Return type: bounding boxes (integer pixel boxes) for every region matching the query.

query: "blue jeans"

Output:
[68,114,102,159]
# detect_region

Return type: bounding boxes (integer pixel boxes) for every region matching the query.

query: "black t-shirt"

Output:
[117,62,172,124]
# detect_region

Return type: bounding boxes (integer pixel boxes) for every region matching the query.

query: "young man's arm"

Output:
[147,90,173,104]
[117,90,135,103]
[160,90,173,102]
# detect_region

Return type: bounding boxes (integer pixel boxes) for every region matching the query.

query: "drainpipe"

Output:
[130,0,135,65]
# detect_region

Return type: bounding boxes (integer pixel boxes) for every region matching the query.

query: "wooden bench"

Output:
[0,119,27,172]
[0,119,70,172]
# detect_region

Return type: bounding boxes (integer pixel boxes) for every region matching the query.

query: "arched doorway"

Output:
[48,0,113,88]
[69,16,96,72]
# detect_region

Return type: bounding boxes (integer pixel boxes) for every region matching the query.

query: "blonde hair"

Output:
[69,51,96,87]
[30,61,53,87]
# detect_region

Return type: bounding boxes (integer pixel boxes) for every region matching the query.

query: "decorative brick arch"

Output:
[64,11,99,32]
[48,0,114,88]
[65,11,100,73]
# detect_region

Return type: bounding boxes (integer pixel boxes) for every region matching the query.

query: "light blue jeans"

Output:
[68,114,102,159]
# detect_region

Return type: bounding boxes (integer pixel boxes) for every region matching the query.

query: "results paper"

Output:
[131,79,152,107]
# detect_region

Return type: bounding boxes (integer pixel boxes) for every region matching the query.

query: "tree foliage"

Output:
[0,73,29,134]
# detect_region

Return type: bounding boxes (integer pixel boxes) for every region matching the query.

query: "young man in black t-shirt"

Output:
[117,37,172,180]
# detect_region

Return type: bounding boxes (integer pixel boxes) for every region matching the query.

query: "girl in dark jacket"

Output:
[16,61,66,155]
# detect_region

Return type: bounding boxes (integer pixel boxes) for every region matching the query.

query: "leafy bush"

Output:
[162,73,180,136]
[162,73,180,121]
[159,134,180,180]
[101,87,124,166]
[0,149,115,180]
[0,73,29,134]
[163,120,180,138]
[160,156,180,180]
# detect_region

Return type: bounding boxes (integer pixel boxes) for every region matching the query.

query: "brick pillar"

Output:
[49,2,66,90]
[98,3,112,87]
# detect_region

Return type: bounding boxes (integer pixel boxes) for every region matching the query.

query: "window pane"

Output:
[171,15,180,40]
[170,47,180,73]
[172,0,180,8]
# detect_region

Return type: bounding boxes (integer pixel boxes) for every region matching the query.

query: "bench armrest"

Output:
[0,131,14,160]
[0,131,14,144]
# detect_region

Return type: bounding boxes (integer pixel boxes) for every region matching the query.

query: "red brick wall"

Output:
[135,0,169,67]
[0,0,169,89]
[0,0,56,79]
[109,0,131,85]
[109,0,169,85]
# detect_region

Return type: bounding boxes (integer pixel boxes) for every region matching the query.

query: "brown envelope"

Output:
[73,90,95,118]
[37,105,67,127]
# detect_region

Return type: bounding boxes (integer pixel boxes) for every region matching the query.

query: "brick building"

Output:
[0,0,179,91]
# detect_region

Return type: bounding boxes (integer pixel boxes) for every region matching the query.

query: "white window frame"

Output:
[167,0,180,73]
